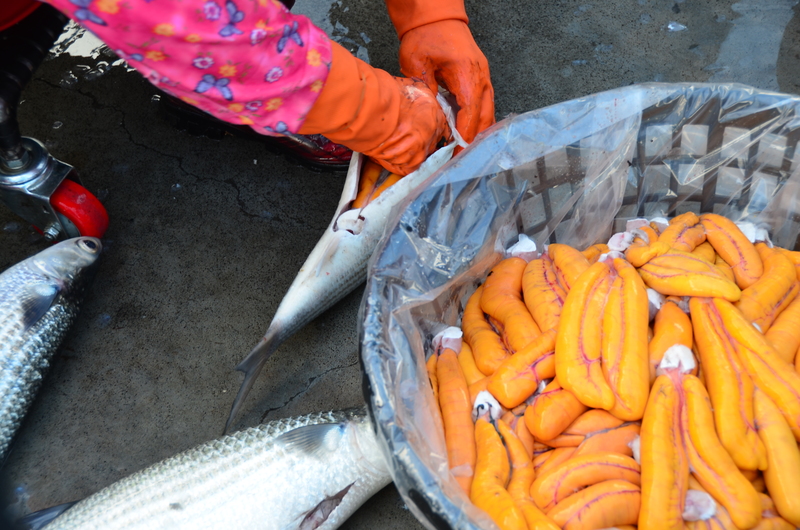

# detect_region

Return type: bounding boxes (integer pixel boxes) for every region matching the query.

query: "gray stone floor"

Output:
[1,0,799,527]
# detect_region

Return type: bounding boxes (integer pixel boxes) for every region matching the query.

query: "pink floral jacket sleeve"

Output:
[41,0,333,135]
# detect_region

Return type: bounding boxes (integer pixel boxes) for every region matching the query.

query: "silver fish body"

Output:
[48,407,391,530]
[0,237,102,460]
[226,146,455,432]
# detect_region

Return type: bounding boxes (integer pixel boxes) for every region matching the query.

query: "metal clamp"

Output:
[0,137,81,240]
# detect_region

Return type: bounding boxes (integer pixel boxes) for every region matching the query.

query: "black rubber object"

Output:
[0,4,68,163]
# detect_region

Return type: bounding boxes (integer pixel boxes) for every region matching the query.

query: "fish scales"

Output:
[0,237,101,461]
[0,303,74,456]
[49,407,392,529]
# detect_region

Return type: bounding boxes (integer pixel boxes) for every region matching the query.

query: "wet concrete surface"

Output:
[0,0,798,527]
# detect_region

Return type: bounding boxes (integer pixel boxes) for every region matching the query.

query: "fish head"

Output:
[29,237,103,290]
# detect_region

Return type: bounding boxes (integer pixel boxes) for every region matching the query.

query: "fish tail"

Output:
[14,500,79,528]
[224,331,282,434]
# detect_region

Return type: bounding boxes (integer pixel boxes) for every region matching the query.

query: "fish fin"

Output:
[224,336,279,434]
[275,422,345,457]
[298,483,354,530]
[15,500,79,530]
[316,235,340,277]
[20,283,60,331]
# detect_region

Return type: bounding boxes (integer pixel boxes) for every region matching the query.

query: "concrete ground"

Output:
[1,0,798,527]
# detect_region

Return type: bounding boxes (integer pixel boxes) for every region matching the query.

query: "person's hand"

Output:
[361,76,452,175]
[398,19,495,147]
[299,42,451,175]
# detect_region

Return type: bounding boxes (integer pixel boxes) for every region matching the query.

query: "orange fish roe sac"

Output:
[426,216,800,530]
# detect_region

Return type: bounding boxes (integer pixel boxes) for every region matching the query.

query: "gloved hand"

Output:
[299,41,451,176]
[385,0,495,147]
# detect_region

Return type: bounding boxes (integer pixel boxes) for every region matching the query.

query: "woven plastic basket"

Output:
[359,83,800,530]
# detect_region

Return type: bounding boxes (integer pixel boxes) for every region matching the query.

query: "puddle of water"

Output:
[294,0,370,62]
[60,72,78,88]
[667,21,687,32]
[74,62,112,80]
[708,0,799,91]
[50,21,106,60]
[49,21,137,81]
[292,0,338,34]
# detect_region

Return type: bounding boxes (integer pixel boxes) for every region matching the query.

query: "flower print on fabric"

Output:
[96,0,120,15]
[250,28,267,46]
[219,64,238,77]
[145,50,168,61]
[192,56,214,69]
[245,101,262,112]
[42,0,333,135]
[265,66,283,83]
[265,97,282,111]
[203,1,222,21]
[153,23,174,36]
[306,49,321,67]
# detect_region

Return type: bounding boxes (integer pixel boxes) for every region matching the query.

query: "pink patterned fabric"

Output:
[41,0,333,135]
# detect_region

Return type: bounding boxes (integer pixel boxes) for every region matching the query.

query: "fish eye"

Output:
[77,238,100,253]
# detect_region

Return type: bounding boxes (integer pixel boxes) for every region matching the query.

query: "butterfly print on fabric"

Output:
[69,0,107,25]
[264,121,289,134]
[276,21,303,53]
[115,49,144,62]
[219,0,245,37]
[195,74,234,101]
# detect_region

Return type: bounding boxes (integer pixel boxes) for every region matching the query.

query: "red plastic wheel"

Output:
[50,179,109,238]
[0,0,39,32]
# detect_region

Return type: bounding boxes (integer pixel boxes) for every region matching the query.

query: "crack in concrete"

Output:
[259,357,359,422]
[32,78,312,225]
[36,79,204,179]
[223,178,259,219]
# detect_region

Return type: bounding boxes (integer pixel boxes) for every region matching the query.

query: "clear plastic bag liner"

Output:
[358,83,800,529]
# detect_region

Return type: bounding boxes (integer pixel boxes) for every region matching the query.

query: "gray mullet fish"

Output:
[225,146,454,432]
[0,237,102,461]
[46,407,391,530]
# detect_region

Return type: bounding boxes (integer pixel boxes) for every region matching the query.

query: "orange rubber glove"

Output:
[385,0,495,146]
[299,41,451,176]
